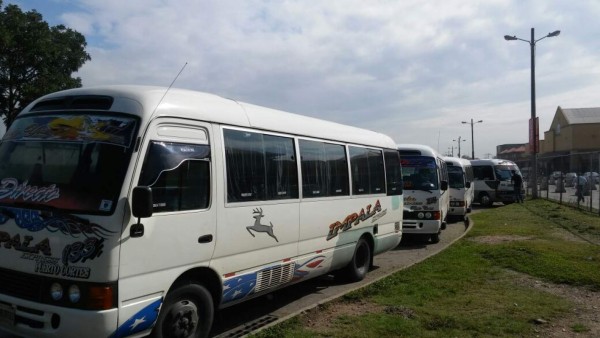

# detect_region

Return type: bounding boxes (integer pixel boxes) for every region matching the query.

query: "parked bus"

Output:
[443,157,474,221]
[0,85,404,338]
[398,144,449,243]
[471,159,522,206]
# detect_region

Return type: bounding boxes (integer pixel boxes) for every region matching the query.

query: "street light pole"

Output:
[461,119,483,159]
[453,136,466,158]
[504,28,560,199]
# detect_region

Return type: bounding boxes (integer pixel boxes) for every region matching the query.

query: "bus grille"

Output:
[254,263,294,294]
[0,267,44,302]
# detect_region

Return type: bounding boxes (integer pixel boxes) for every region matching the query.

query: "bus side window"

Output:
[224,129,299,202]
[384,149,403,196]
[349,146,385,195]
[139,141,211,212]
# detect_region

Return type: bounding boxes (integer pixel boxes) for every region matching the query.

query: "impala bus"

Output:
[0,85,404,338]
[398,144,449,243]
[471,159,522,206]
[443,157,474,221]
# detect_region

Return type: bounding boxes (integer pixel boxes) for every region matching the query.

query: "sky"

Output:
[5,0,600,158]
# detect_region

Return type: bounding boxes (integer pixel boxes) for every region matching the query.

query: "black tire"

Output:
[151,283,214,338]
[430,232,440,244]
[479,193,492,207]
[341,238,372,282]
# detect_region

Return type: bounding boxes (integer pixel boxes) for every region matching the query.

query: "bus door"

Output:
[118,119,217,325]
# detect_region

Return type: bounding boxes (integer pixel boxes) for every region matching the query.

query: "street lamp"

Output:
[504,28,560,199]
[453,136,466,158]
[461,119,483,159]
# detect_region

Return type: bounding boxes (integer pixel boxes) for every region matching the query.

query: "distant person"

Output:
[576,173,587,203]
[511,170,523,203]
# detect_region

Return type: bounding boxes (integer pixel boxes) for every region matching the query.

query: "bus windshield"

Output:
[0,114,138,214]
[401,156,439,190]
[447,166,464,189]
[494,165,520,181]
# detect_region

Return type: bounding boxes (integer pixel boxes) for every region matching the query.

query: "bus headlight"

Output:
[69,285,81,303]
[425,212,432,219]
[417,212,424,219]
[50,283,63,301]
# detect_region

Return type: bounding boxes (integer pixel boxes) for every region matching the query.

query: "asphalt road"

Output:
[0,215,473,338]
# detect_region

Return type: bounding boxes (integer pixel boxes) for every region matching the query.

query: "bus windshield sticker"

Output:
[4,115,137,148]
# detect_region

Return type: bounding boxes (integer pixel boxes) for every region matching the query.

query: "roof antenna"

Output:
[151,62,188,115]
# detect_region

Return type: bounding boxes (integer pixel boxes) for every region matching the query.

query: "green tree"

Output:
[0,0,90,129]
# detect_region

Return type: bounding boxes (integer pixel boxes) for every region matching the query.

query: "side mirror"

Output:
[131,186,153,238]
[132,186,153,218]
[465,181,471,189]
[440,180,448,191]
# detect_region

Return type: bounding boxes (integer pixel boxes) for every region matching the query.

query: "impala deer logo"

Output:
[246,208,278,242]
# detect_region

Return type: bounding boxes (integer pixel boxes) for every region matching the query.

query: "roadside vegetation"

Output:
[252,199,600,337]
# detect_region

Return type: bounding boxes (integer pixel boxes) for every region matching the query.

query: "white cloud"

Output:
[7,0,600,158]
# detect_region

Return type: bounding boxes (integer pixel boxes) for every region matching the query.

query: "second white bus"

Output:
[398,144,449,243]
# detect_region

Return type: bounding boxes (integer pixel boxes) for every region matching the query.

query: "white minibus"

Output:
[0,86,404,338]
[471,159,522,206]
[397,144,449,243]
[443,157,474,221]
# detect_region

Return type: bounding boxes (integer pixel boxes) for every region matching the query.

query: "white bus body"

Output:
[443,157,474,219]
[471,159,522,206]
[397,144,449,243]
[0,86,404,338]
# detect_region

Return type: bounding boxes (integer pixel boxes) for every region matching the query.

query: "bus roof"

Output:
[470,159,517,166]
[443,156,471,168]
[397,144,442,157]
[19,85,396,149]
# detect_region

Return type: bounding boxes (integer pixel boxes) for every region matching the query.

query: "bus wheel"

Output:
[151,283,214,338]
[479,193,492,207]
[341,238,372,282]
[430,232,440,244]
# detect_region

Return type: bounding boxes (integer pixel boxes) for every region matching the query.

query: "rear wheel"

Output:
[341,238,372,282]
[479,193,492,207]
[151,283,214,338]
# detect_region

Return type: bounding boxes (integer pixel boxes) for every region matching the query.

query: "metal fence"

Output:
[525,151,600,215]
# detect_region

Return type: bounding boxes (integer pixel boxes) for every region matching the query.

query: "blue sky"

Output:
[5,0,600,158]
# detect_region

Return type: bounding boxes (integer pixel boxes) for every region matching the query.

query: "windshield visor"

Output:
[401,156,439,190]
[0,114,138,214]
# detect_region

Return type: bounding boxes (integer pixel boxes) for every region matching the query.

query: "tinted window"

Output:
[264,134,299,199]
[384,150,403,196]
[349,146,385,195]
[224,129,298,202]
[139,141,211,212]
[299,140,349,198]
[473,165,494,180]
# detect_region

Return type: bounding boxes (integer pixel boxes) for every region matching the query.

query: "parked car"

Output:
[583,172,599,184]
[548,171,563,185]
[564,172,577,187]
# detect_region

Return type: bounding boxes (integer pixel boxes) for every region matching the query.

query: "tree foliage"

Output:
[0,0,90,128]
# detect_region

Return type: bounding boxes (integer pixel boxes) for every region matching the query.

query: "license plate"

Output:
[0,303,15,327]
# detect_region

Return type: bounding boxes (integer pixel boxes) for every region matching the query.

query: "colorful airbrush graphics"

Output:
[3,114,137,147]
[0,207,115,279]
